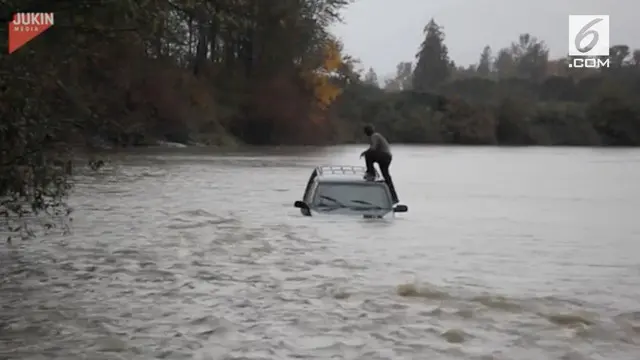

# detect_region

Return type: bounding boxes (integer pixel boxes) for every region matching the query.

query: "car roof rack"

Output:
[315,165,379,178]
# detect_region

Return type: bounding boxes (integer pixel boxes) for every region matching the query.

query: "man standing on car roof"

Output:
[360,124,399,203]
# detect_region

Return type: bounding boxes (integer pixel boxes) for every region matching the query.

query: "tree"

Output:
[494,48,515,78]
[396,62,413,90]
[477,46,492,76]
[609,45,631,67]
[412,18,451,91]
[364,67,379,87]
[633,50,640,67]
[510,34,549,82]
[384,61,412,91]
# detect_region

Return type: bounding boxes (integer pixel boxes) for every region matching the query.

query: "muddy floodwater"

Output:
[1,145,640,360]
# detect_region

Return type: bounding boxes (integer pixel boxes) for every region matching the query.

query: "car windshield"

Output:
[312,182,391,210]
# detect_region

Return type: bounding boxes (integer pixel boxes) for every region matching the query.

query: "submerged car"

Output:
[293,165,408,217]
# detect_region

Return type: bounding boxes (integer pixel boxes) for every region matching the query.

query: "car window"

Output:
[312,183,391,209]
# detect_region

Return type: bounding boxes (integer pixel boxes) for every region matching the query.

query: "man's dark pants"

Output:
[364,150,399,203]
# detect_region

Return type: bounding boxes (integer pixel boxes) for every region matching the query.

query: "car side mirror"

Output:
[393,204,408,213]
[294,201,308,209]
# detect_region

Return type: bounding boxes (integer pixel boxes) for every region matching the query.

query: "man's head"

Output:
[363,124,374,136]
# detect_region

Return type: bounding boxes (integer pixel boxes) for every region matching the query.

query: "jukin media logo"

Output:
[8,12,54,54]
[568,15,610,69]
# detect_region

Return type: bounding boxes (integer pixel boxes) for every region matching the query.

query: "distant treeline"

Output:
[336,20,640,146]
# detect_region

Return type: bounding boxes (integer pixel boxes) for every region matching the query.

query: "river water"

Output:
[1,145,639,360]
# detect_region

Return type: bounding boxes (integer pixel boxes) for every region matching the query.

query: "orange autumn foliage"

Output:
[305,39,344,109]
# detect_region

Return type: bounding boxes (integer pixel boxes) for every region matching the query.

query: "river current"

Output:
[1,145,639,360]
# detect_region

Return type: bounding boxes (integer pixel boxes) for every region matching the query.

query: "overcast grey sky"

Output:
[330,0,639,78]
